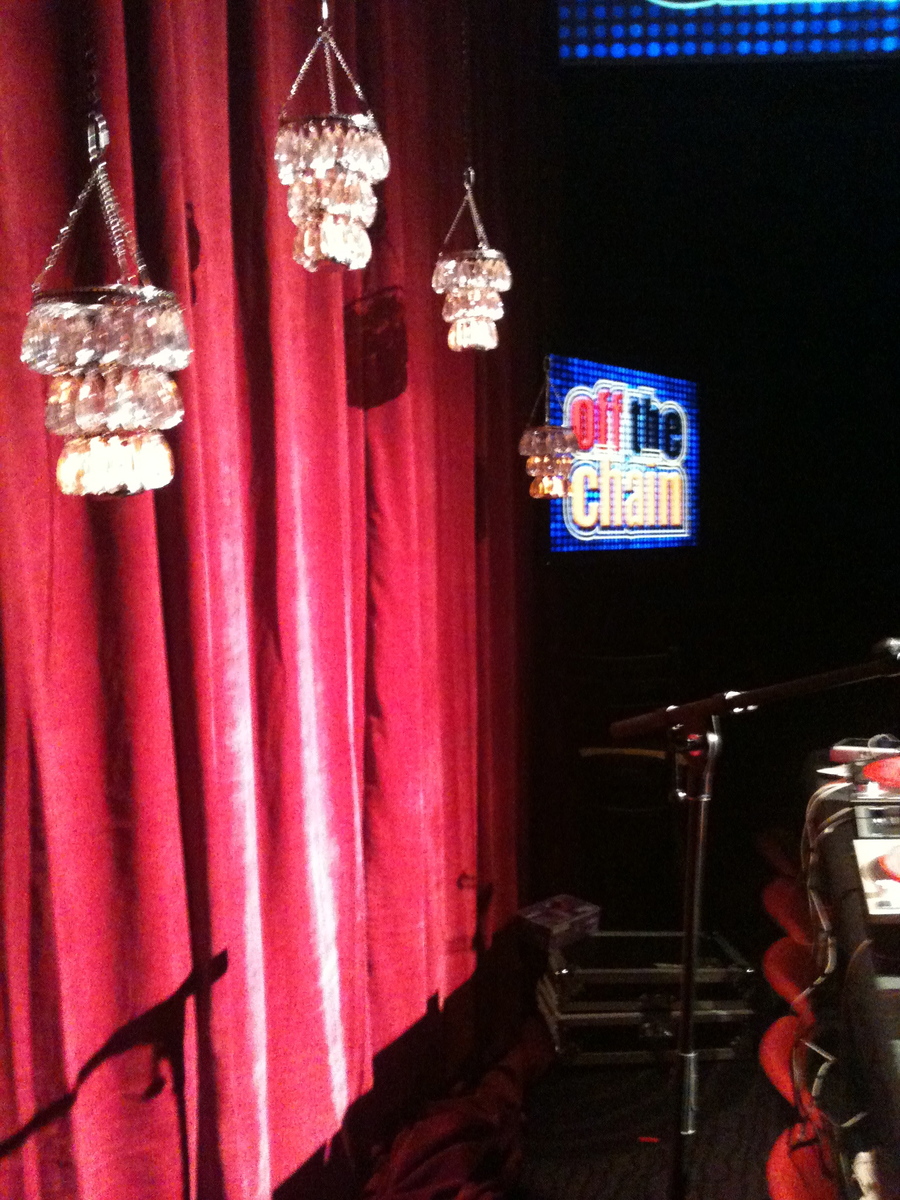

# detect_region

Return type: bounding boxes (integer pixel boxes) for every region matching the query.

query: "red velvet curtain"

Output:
[0,3,523,1196]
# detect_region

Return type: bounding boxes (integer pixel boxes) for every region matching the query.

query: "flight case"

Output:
[537,930,756,1065]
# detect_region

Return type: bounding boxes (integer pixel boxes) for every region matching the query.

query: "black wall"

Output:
[527,52,900,941]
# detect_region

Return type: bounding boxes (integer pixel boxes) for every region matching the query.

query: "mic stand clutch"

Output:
[609,639,900,1200]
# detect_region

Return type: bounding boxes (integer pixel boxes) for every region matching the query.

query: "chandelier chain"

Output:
[84,45,102,120]
[524,359,561,426]
[282,33,327,117]
[464,175,489,248]
[97,164,149,286]
[461,0,474,173]
[324,33,370,112]
[32,169,99,295]
[440,170,490,251]
[280,11,373,124]
[324,39,338,112]
[32,24,149,295]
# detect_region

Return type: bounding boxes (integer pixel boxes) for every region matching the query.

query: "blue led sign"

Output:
[558,0,900,62]
[548,354,698,552]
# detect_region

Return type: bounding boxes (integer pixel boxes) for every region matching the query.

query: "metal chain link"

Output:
[31,25,150,295]
[439,3,492,254]
[441,192,470,250]
[97,163,149,286]
[281,32,327,119]
[84,45,102,123]
[523,359,564,427]
[96,169,130,280]
[279,6,374,125]
[32,149,149,295]
[323,41,338,111]
[32,167,101,296]
[325,34,371,114]
[461,0,474,174]
[464,171,489,248]
[440,170,491,251]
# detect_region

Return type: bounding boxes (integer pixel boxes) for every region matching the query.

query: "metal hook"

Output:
[87,112,109,162]
[320,0,330,26]
[464,166,475,190]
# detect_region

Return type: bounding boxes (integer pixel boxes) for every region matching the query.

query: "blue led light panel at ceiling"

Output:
[558,0,900,62]
[547,354,699,552]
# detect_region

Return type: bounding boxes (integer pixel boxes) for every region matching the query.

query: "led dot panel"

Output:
[548,354,699,552]
[558,0,900,62]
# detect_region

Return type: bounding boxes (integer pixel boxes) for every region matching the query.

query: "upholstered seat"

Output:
[766,1123,841,1200]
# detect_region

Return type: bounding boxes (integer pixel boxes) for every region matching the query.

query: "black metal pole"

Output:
[668,720,720,1200]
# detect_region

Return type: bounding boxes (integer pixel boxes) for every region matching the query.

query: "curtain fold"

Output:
[0,2,524,1197]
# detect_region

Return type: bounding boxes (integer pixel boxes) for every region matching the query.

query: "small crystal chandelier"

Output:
[21,111,191,497]
[432,170,511,351]
[275,1,389,272]
[519,362,577,498]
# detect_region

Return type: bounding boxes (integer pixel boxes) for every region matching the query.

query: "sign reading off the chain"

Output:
[548,355,698,551]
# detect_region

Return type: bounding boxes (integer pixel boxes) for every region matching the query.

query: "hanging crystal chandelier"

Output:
[21,112,191,497]
[432,170,511,351]
[519,363,577,498]
[275,1,389,272]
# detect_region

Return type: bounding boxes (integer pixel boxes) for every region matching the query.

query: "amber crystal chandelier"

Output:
[21,112,190,497]
[432,170,511,352]
[275,1,389,272]
[519,363,577,498]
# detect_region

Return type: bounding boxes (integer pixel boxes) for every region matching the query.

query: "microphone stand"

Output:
[609,640,900,1200]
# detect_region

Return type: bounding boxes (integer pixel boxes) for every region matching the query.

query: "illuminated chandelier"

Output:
[519,362,577,498]
[432,169,511,351]
[275,1,389,272]
[21,111,190,497]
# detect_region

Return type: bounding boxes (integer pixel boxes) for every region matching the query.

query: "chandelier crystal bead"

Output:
[56,431,175,497]
[441,287,504,323]
[447,316,498,352]
[44,365,184,437]
[529,473,570,499]
[517,424,578,460]
[22,289,191,377]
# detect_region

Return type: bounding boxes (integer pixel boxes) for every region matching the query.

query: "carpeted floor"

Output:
[515,1043,792,1200]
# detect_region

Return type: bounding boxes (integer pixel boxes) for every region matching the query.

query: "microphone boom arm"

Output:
[610,642,900,741]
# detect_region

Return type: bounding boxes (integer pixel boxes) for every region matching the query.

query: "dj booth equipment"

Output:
[808,755,900,1191]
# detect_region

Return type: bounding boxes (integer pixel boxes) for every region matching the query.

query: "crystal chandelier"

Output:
[519,363,577,498]
[21,112,190,497]
[432,170,511,351]
[275,1,389,272]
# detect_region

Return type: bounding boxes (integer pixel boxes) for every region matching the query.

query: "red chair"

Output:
[766,1122,841,1200]
[763,937,819,1023]
[759,1014,815,1108]
[763,876,815,947]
